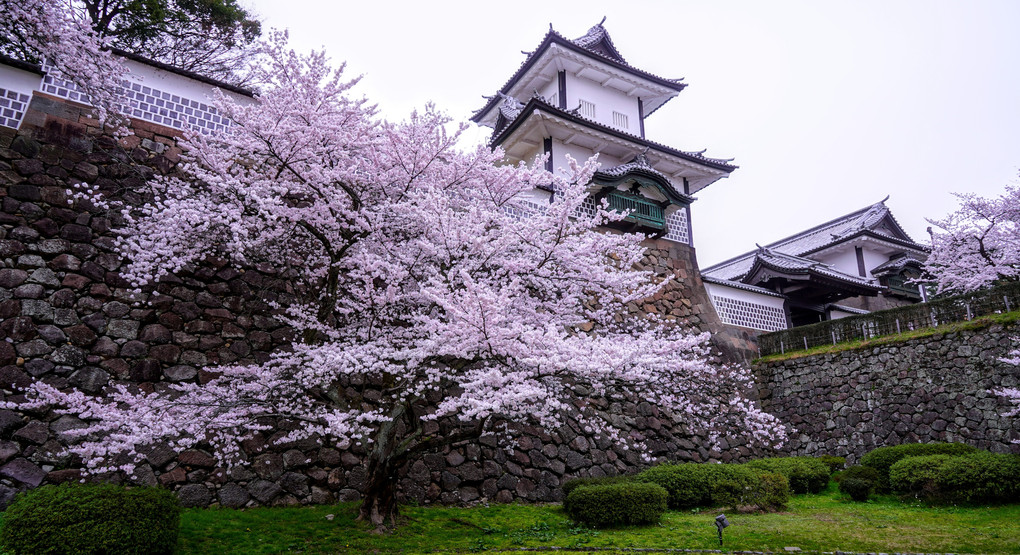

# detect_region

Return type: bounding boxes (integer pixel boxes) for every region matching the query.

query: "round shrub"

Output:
[637,463,714,509]
[860,442,978,492]
[890,451,1020,504]
[889,454,952,497]
[0,483,180,555]
[564,482,667,528]
[745,457,830,494]
[817,455,846,474]
[562,474,635,512]
[712,468,789,511]
[838,465,879,502]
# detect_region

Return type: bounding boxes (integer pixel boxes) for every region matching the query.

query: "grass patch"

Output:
[177,481,1020,554]
[755,310,1020,363]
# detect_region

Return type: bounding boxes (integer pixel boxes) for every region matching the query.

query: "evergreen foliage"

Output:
[564,482,668,528]
[889,452,1020,504]
[859,442,979,492]
[0,483,179,555]
[745,456,830,494]
[838,465,880,502]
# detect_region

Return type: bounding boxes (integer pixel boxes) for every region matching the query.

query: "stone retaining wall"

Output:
[754,323,1020,463]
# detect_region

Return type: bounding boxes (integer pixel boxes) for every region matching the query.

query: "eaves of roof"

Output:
[111,48,255,98]
[490,96,738,172]
[743,254,884,292]
[870,253,926,275]
[701,275,787,298]
[592,164,694,205]
[827,303,870,315]
[470,30,686,125]
[0,54,44,75]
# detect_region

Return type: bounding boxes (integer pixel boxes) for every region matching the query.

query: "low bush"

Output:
[817,455,846,474]
[860,442,978,492]
[888,454,951,497]
[0,483,179,555]
[838,465,879,502]
[637,463,789,511]
[712,469,790,511]
[636,463,714,509]
[889,451,1020,504]
[745,457,830,494]
[564,482,667,528]
[562,474,635,512]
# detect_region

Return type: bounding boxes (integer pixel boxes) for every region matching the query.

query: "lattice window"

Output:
[663,209,690,245]
[39,62,230,133]
[711,295,787,331]
[548,92,558,107]
[502,199,547,221]
[612,111,629,129]
[579,99,596,119]
[0,88,30,129]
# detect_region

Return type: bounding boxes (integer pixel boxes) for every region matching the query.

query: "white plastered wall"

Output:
[564,73,639,133]
[0,64,43,129]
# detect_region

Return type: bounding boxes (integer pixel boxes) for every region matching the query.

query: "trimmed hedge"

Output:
[745,457,830,494]
[637,463,789,511]
[838,465,879,502]
[564,482,668,528]
[0,483,179,555]
[860,442,978,492]
[889,452,1020,504]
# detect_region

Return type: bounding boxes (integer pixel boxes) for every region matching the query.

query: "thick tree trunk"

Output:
[358,454,400,529]
[356,404,406,530]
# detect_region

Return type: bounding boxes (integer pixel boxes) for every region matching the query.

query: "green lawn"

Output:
[178,483,1020,554]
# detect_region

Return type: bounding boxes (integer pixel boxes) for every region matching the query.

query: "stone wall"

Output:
[0,94,748,509]
[754,322,1020,463]
[634,239,760,364]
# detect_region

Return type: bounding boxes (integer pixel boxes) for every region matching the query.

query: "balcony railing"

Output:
[604,190,665,230]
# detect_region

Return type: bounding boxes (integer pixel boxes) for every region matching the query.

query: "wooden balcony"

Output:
[604,190,666,231]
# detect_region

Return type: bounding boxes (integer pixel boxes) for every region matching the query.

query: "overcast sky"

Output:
[248,0,1020,267]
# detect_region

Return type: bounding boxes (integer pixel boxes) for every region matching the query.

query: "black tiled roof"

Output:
[471,23,686,124]
[702,199,929,281]
[0,54,43,75]
[490,95,738,172]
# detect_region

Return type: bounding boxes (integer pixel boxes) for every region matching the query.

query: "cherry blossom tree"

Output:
[7,33,785,528]
[925,181,1020,294]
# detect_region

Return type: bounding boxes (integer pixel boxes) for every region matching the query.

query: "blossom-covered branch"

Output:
[925,181,1020,293]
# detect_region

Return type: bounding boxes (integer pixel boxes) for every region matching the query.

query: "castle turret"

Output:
[471,20,736,245]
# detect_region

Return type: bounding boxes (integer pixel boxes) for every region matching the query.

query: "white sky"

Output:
[248,0,1020,268]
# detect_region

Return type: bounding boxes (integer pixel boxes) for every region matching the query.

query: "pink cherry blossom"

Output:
[925,181,1020,294]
